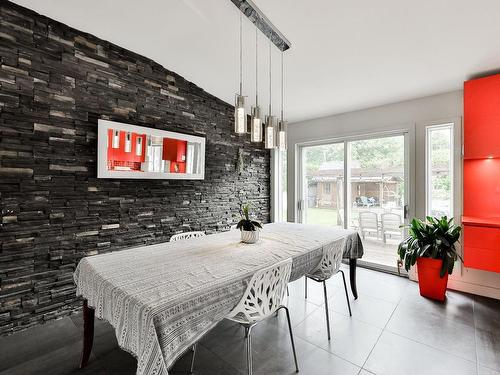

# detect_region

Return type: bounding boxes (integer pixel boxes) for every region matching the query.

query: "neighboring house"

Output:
[307,160,404,209]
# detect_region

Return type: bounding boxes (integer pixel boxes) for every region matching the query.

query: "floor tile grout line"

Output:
[358,318,390,371]
[472,296,480,375]
[394,296,477,330]
[359,281,409,372]
[291,332,364,370]
[288,302,323,329]
[198,342,246,375]
[325,297,398,330]
[290,272,411,372]
[384,328,479,365]
[381,282,483,366]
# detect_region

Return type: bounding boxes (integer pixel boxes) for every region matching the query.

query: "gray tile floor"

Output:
[0,265,499,375]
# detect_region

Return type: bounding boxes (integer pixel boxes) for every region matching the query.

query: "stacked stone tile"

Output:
[0,2,270,335]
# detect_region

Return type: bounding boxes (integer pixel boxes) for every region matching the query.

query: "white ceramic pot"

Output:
[241,229,259,244]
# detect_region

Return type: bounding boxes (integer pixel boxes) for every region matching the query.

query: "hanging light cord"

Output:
[269,38,272,115]
[255,27,258,106]
[239,12,243,96]
[281,50,284,122]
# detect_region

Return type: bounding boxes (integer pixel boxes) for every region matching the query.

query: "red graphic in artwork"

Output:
[162,138,187,173]
[107,129,146,171]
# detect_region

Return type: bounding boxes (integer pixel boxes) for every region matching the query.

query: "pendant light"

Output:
[264,39,276,149]
[250,26,262,143]
[278,50,287,150]
[234,12,247,134]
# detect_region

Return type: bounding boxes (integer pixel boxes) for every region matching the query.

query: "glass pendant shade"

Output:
[234,94,247,134]
[264,115,276,149]
[278,119,287,150]
[250,106,262,142]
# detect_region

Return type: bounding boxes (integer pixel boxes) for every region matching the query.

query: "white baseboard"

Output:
[447,279,500,299]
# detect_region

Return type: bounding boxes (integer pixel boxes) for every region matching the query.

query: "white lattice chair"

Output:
[304,239,352,340]
[169,231,205,242]
[190,258,298,375]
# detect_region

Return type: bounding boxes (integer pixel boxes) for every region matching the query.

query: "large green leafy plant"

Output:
[237,204,263,231]
[398,216,462,277]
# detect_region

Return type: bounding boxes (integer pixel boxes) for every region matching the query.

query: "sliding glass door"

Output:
[299,132,410,272]
[301,142,345,228]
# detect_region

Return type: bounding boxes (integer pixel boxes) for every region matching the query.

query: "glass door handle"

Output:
[404,205,409,219]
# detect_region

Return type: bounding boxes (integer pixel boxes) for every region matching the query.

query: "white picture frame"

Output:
[97,119,206,180]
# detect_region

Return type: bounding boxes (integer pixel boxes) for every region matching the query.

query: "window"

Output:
[426,124,453,218]
[324,183,331,194]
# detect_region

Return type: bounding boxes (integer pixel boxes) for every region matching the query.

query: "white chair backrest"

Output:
[170,231,205,242]
[381,213,402,230]
[226,258,292,325]
[359,211,378,229]
[307,239,345,280]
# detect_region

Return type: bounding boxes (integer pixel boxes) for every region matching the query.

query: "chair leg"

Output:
[281,306,299,373]
[323,281,331,340]
[189,344,197,374]
[304,276,308,299]
[339,270,352,317]
[246,326,253,375]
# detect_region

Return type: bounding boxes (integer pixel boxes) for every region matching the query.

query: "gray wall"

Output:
[0,2,270,335]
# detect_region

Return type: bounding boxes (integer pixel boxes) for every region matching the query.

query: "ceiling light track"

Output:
[230,0,291,51]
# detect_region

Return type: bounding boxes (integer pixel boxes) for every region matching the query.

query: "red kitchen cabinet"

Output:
[162,138,187,173]
[463,74,500,273]
[464,74,500,159]
[463,224,500,273]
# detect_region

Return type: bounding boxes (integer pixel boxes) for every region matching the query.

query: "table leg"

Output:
[349,258,358,300]
[80,299,95,368]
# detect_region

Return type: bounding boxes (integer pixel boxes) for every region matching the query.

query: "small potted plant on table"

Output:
[398,216,462,301]
[237,203,262,244]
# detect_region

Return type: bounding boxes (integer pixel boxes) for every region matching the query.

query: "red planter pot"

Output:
[416,257,449,302]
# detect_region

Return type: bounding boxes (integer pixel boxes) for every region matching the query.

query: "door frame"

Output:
[295,126,416,272]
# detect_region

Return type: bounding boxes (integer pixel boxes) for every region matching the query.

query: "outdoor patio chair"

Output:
[380,213,403,243]
[358,211,379,239]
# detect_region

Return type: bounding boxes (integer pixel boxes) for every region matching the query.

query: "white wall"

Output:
[287,90,500,299]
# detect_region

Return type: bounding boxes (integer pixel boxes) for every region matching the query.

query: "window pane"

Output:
[303,143,345,228]
[427,124,453,218]
[348,135,405,268]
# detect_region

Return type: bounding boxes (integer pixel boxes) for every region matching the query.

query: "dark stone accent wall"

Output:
[0,2,270,335]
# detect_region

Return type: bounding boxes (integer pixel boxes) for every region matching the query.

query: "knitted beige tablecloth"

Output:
[74,222,363,375]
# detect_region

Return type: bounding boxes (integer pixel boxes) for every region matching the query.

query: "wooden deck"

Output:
[359,235,400,268]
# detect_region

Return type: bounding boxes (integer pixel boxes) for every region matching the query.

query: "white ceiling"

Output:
[12,0,500,123]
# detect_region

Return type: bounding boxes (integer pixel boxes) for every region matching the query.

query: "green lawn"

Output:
[305,207,364,227]
[305,207,341,225]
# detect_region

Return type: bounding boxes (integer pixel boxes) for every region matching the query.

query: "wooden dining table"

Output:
[74,222,364,375]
